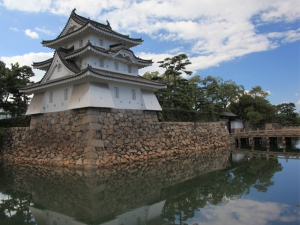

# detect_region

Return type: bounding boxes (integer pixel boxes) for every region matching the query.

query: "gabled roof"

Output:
[108,43,153,64]
[20,65,167,93]
[32,46,76,71]
[42,9,143,49]
[36,48,80,83]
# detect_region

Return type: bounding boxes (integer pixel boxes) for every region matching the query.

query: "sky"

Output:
[0,0,299,111]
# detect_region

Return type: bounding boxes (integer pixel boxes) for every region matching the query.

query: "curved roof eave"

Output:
[42,23,143,48]
[20,67,166,93]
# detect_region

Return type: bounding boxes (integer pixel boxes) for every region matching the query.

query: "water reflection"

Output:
[0,149,299,225]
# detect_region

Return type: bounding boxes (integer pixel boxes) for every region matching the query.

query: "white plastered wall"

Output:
[147,201,166,221]
[43,86,73,113]
[141,89,162,111]
[68,82,90,109]
[89,82,114,108]
[26,81,162,114]
[26,92,45,115]
[109,83,144,110]
[231,120,243,129]
[46,53,74,81]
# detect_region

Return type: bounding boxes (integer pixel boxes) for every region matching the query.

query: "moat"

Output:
[0,143,299,225]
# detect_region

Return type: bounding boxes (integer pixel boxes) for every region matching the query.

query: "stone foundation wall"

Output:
[0,108,233,169]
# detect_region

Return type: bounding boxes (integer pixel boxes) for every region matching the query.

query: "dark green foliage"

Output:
[275,102,300,126]
[229,86,276,125]
[0,115,31,128]
[0,189,35,225]
[0,61,34,118]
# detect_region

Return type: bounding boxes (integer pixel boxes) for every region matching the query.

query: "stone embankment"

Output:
[0,108,233,169]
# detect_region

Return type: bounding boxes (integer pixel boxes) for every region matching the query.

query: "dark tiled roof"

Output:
[108,43,153,64]
[221,111,237,117]
[89,68,166,86]
[63,41,106,58]
[32,58,53,68]
[63,42,152,64]
[20,66,166,91]
[43,9,143,46]
[57,50,80,73]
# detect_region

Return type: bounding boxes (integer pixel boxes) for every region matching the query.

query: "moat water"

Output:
[0,143,299,225]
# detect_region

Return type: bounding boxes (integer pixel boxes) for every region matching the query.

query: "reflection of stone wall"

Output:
[0,151,228,224]
[0,108,232,169]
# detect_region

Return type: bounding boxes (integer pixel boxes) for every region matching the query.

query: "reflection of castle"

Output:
[0,151,228,224]
[29,200,165,225]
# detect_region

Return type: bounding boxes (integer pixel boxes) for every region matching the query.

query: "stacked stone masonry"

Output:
[0,108,232,169]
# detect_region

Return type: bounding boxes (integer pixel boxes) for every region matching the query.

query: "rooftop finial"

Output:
[106,20,111,29]
[72,8,76,14]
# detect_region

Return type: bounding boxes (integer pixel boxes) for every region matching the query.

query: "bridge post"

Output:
[251,136,255,150]
[285,154,289,162]
[266,137,270,151]
[237,138,241,149]
[282,137,286,152]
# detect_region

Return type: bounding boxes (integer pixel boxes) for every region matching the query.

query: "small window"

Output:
[132,89,136,100]
[99,39,103,46]
[79,39,83,47]
[114,62,119,71]
[114,87,119,98]
[128,65,132,73]
[64,89,68,100]
[99,59,104,67]
[57,65,61,72]
[49,92,53,103]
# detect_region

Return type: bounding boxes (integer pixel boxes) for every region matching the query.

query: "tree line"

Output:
[144,54,300,126]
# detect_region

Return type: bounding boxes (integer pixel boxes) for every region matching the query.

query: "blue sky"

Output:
[0,0,299,111]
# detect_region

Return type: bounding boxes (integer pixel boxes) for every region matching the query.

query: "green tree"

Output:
[198,76,244,112]
[275,102,300,126]
[158,54,192,91]
[0,61,34,118]
[229,86,276,125]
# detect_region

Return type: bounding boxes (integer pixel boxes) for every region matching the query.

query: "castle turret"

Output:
[21,9,166,115]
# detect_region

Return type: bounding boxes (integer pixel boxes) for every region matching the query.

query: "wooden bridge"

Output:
[231,127,300,150]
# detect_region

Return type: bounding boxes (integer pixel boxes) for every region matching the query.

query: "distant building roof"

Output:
[221,111,237,117]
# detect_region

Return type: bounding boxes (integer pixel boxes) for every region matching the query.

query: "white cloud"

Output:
[268,28,300,43]
[296,93,299,97]
[138,52,173,76]
[1,52,53,82]
[186,199,300,225]
[2,0,300,72]
[25,29,39,39]
[3,0,51,12]
[35,27,55,35]
[10,27,19,31]
[297,100,300,105]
